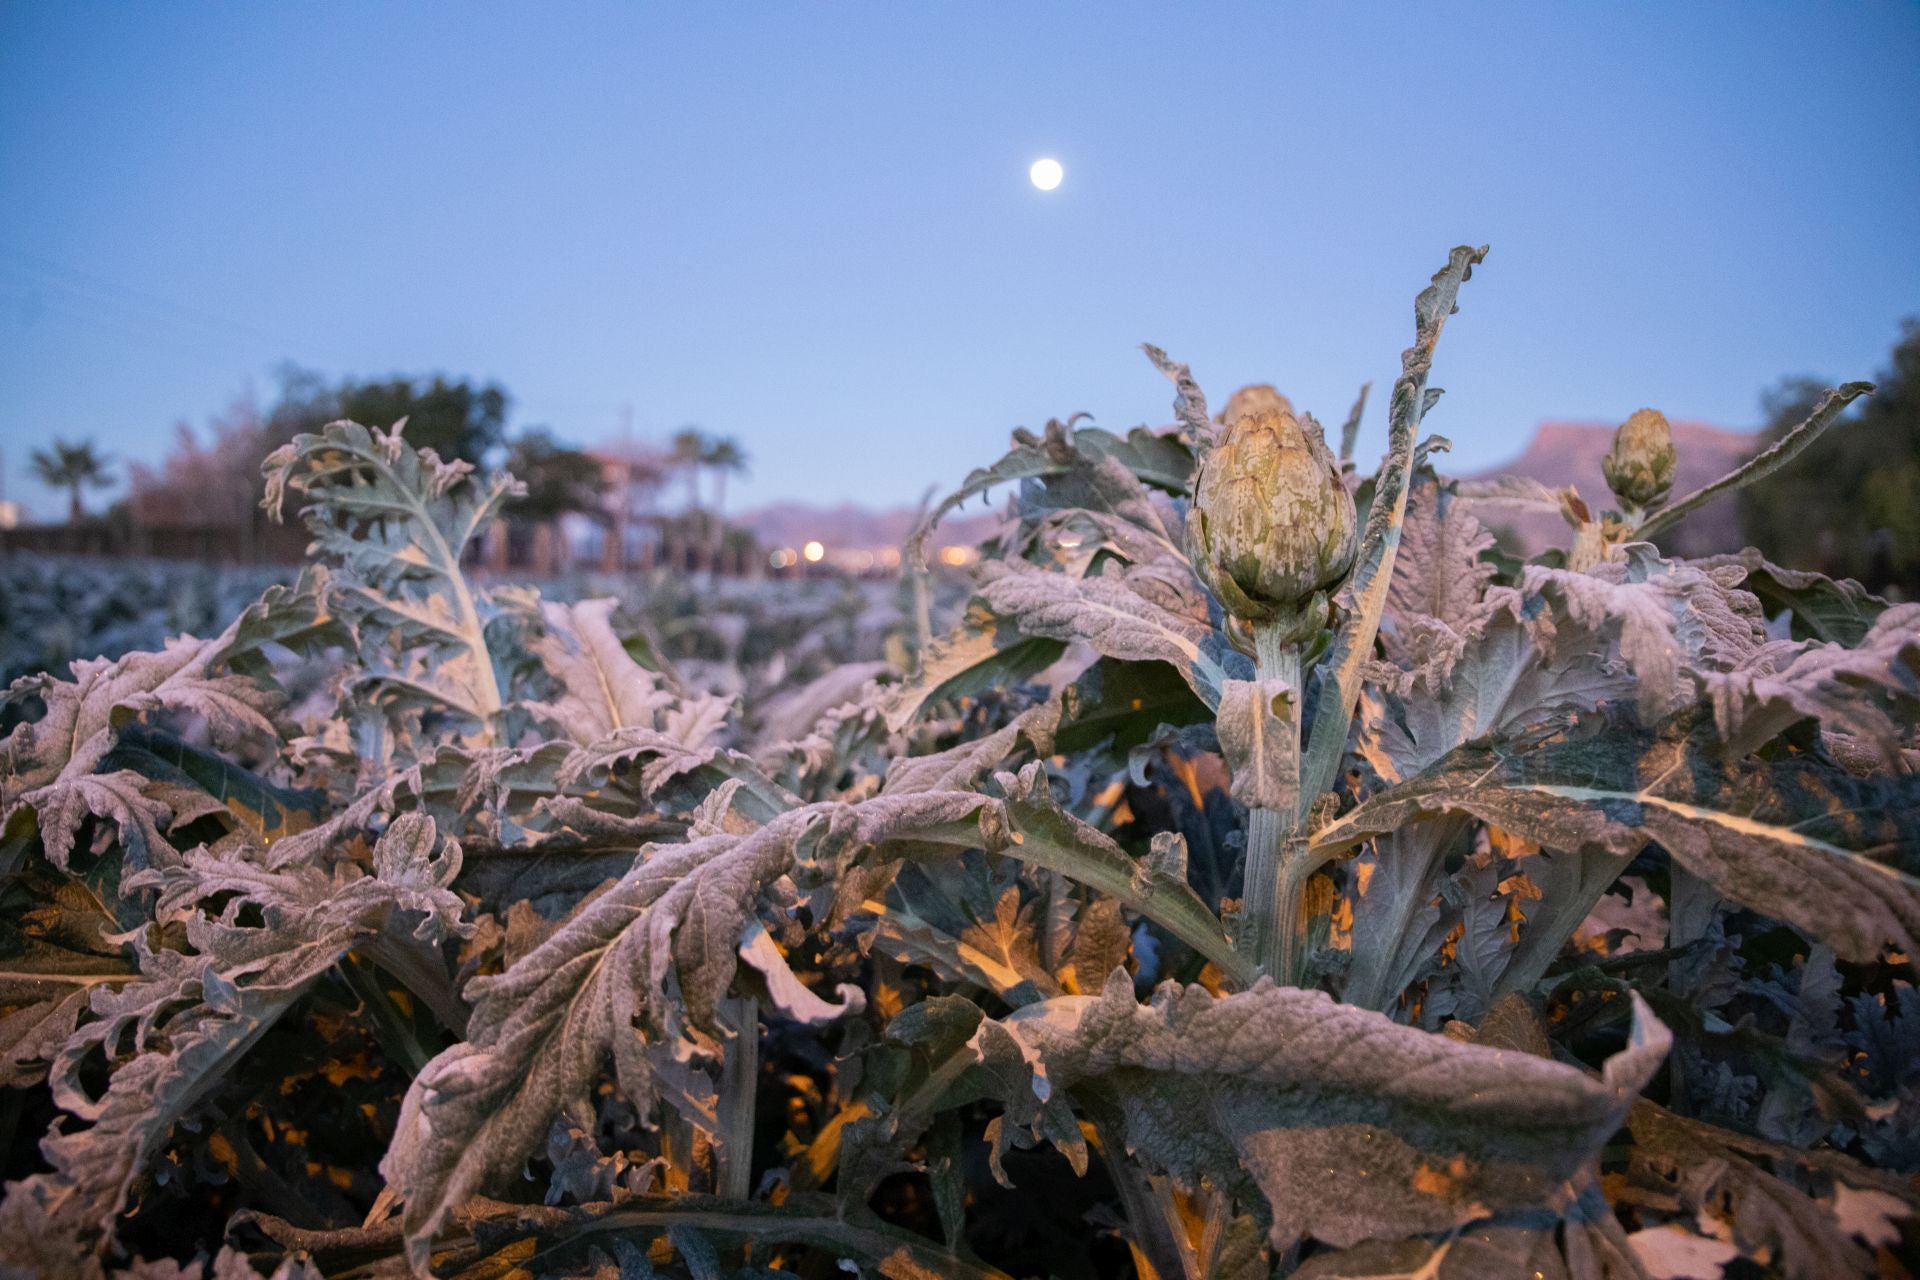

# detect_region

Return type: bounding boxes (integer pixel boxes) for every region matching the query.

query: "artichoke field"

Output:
[4,247,1918,1280]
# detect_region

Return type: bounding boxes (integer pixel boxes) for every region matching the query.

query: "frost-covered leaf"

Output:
[1521,546,1766,718]
[1007,441,1181,558]
[906,418,1195,573]
[1358,609,1629,785]
[378,793,986,1269]
[970,560,1247,708]
[1699,601,1920,760]
[1321,711,1920,964]
[1216,678,1299,811]
[884,619,1065,732]
[1626,1102,1887,1280]
[2,635,282,870]
[881,704,1055,797]
[984,971,1668,1250]
[0,940,331,1255]
[1385,474,1499,647]
[1064,894,1130,992]
[985,763,1247,984]
[1830,1182,1912,1248]
[1141,344,1215,457]
[99,722,326,847]
[14,769,178,872]
[1625,1225,1738,1280]
[262,418,518,738]
[752,659,891,750]
[1573,874,1668,957]
[1295,1197,1647,1280]
[1052,655,1214,757]
[737,919,863,1025]
[1455,472,1589,523]
[1634,380,1875,544]
[1692,548,1888,646]
[865,863,1060,1004]
[0,881,134,1089]
[210,563,350,680]
[552,675,772,818]
[527,598,678,744]
[1299,245,1488,815]
[0,816,466,1256]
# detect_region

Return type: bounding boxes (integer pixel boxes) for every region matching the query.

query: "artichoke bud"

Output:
[1602,408,1677,511]
[1188,406,1358,641]
[1217,383,1294,426]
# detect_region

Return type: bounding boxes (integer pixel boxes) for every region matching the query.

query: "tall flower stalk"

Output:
[1184,245,1488,982]
[1188,402,1356,975]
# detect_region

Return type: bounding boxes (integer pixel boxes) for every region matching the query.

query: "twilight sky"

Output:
[1,2,1916,520]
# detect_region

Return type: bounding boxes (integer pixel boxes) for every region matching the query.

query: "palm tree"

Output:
[29,439,114,522]
[702,436,749,574]
[669,427,707,515]
[667,427,710,574]
[703,436,749,523]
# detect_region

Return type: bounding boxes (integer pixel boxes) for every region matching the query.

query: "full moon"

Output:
[1029,157,1064,191]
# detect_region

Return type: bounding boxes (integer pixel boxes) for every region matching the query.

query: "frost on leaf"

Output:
[1692,547,1889,645]
[2,636,281,872]
[526,598,678,744]
[1292,1192,1645,1280]
[1323,710,1920,964]
[1382,473,1500,660]
[1521,546,1766,718]
[1358,609,1629,786]
[1699,601,1920,761]
[1625,1102,1897,1280]
[883,617,1065,732]
[0,816,466,1257]
[971,559,1248,708]
[985,971,1669,1250]
[881,705,1054,797]
[1216,677,1299,811]
[7,247,1915,1278]
[261,418,519,741]
[378,792,987,1269]
[906,417,1195,574]
[522,595,766,810]
[1625,1224,1741,1279]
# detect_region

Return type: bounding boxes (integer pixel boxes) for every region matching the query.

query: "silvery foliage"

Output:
[1,253,1916,1280]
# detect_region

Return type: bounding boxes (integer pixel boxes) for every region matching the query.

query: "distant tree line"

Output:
[106,368,746,526]
[17,367,761,573]
[1740,320,1919,598]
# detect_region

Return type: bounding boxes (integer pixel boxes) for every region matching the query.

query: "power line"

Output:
[0,279,269,365]
[0,244,341,364]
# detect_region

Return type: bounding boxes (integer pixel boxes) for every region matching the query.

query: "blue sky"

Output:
[2,2,1916,520]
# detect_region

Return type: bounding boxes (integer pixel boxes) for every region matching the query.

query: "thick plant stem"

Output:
[1267,839,1323,989]
[715,996,759,1201]
[1241,625,1305,980]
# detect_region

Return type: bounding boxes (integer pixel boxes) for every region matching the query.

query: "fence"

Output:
[0,516,768,577]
